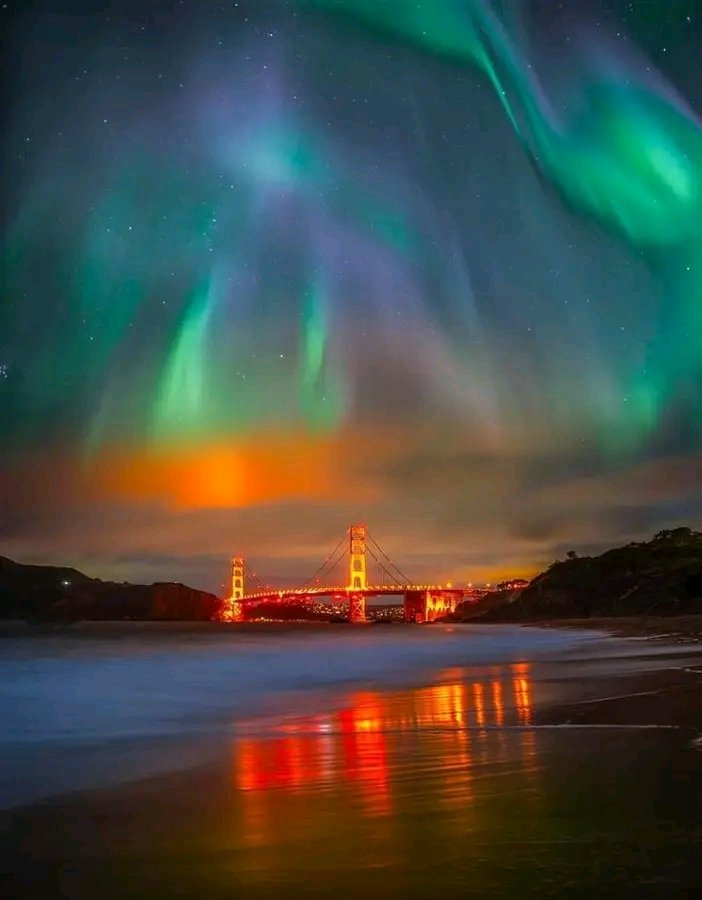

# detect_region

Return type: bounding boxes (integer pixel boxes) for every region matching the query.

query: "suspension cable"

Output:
[366,531,412,585]
[372,540,411,585]
[323,549,345,577]
[297,534,346,589]
[234,529,415,596]
[244,563,267,591]
[365,543,404,586]
[318,539,347,583]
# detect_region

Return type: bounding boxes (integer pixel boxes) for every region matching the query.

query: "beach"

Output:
[2,622,701,898]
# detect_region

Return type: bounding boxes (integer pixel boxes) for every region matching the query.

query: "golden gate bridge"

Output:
[218,524,481,624]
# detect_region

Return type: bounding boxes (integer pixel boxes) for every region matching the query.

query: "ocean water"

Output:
[0,622,606,808]
[3,622,702,897]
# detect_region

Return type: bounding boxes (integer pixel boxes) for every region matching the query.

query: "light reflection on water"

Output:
[231,664,539,854]
[5,652,702,898]
[207,664,699,897]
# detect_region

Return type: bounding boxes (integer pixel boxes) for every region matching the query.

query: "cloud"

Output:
[3,421,699,593]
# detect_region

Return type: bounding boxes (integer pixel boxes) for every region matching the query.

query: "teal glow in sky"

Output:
[2,1,701,591]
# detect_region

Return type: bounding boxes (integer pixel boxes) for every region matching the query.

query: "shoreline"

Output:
[3,611,702,642]
[3,625,702,897]
[524,613,702,644]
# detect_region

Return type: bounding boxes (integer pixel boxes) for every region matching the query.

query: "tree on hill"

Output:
[653,527,697,545]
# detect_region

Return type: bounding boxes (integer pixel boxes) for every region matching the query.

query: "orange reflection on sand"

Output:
[491,680,504,726]
[339,693,391,817]
[411,682,466,729]
[445,682,466,727]
[231,667,537,847]
[433,682,472,792]
[473,682,486,728]
[235,734,325,792]
[512,662,532,726]
[238,782,272,848]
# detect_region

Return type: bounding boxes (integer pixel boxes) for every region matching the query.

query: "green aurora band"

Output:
[3,1,700,467]
[307,0,702,449]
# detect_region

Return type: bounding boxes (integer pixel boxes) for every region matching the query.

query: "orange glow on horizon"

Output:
[2,432,545,592]
[76,426,423,509]
[92,436,342,508]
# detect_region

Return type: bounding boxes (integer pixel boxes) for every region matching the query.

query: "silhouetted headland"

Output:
[0,556,218,622]
[448,527,702,624]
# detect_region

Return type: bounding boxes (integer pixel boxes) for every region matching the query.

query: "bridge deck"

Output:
[240,585,475,603]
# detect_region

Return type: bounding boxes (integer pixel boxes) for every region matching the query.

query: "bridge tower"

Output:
[348,524,367,623]
[228,555,245,622]
[231,556,245,600]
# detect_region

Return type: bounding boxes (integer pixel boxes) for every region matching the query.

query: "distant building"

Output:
[495,578,530,591]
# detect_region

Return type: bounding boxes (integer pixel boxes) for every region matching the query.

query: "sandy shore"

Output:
[2,628,702,899]
[530,613,702,644]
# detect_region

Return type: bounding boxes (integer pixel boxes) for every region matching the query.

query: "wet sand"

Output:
[532,613,702,644]
[2,629,702,899]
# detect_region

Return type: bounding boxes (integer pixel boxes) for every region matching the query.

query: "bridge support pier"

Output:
[404,590,459,623]
[348,593,366,623]
[228,600,245,622]
[218,598,244,622]
[403,590,423,623]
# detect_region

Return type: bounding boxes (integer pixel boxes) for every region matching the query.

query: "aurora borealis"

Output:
[2,1,701,591]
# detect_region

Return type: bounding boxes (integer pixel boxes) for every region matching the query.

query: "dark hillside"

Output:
[0,556,220,621]
[451,528,702,622]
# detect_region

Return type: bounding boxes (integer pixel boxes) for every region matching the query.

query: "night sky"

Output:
[2,1,701,593]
